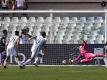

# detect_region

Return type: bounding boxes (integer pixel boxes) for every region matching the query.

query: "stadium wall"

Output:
[28,0,107,2]
[27,0,107,10]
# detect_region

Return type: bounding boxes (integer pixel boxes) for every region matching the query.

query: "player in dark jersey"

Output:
[0,30,8,65]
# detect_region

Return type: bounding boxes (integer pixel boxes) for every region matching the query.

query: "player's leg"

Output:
[23,51,35,65]
[15,55,21,66]
[1,51,6,65]
[80,58,92,63]
[3,48,10,68]
[12,47,21,66]
[33,54,42,67]
[33,57,40,67]
[94,53,105,57]
[3,56,9,68]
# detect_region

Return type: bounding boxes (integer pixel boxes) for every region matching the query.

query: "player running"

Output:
[22,31,47,67]
[3,31,21,68]
[0,30,8,65]
[71,40,106,63]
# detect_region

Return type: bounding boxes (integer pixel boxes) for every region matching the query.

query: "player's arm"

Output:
[16,38,20,53]
[37,39,47,54]
[104,42,107,54]
[42,44,47,53]
[82,40,88,49]
[5,38,10,47]
[74,54,81,61]
[4,38,8,51]
[28,36,36,41]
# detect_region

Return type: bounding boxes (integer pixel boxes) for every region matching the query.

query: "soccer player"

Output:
[22,31,47,67]
[72,40,106,63]
[0,30,8,65]
[19,29,30,44]
[3,31,21,68]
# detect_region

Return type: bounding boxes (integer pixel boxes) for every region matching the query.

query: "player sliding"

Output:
[22,31,47,68]
[71,40,106,63]
[3,31,21,68]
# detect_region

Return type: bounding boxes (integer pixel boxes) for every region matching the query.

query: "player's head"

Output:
[79,45,82,50]
[2,30,7,35]
[26,27,29,33]
[79,43,84,50]
[21,29,26,35]
[40,31,46,38]
[15,31,19,36]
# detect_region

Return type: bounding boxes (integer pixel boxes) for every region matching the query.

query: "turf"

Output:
[0,66,107,80]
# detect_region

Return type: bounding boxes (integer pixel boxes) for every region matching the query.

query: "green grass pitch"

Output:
[0,66,107,80]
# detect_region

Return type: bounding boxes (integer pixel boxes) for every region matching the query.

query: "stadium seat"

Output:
[71,17,78,22]
[45,17,52,23]
[11,17,19,23]
[98,25,105,35]
[84,23,93,33]
[59,23,68,29]
[96,17,104,23]
[88,17,95,23]
[52,23,59,36]
[28,17,36,23]
[75,23,84,32]
[80,17,86,23]
[37,17,44,23]
[93,23,102,30]
[83,35,88,41]
[67,23,76,30]
[3,17,10,22]
[55,30,65,44]
[20,17,27,23]
[62,17,69,23]
[54,17,61,23]
[87,39,95,44]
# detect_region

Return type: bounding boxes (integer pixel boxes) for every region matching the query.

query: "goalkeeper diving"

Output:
[64,40,106,64]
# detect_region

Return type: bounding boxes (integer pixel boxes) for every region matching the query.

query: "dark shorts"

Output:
[16,7,24,10]
[37,54,43,57]
[0,4,2,10]
[2,7,8,10]
[1,51,6,60]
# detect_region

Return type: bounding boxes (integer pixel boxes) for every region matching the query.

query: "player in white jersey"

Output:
[19,29,30,44]
[22,31,47,67]
[3,31,21,68]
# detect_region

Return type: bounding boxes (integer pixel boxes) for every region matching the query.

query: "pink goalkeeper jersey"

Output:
[80,41,88,56]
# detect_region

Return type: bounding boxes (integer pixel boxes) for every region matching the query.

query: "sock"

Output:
[23,59,31,65]
[3,60,7,66]
[95,54,104,57]
[34,57,39,64]
[17,61,21,66]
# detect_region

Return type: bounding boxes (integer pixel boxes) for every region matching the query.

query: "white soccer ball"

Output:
[62,60,66,64]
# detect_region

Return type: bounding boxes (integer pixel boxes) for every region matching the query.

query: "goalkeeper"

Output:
[72,40,106,63]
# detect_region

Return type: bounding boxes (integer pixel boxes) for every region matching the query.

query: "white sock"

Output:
[3,60,7,66]
[34,57,39,64]
[17,61,21,66]
[23,59,31,65]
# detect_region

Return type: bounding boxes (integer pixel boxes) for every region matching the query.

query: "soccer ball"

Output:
[62,60,67,64]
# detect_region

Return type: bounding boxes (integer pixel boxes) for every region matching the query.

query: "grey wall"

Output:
[27,2,107,10]
[28,0,107,2]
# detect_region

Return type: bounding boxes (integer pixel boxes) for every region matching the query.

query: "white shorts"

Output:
[31,47,41,58]
[7,47,17,57]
